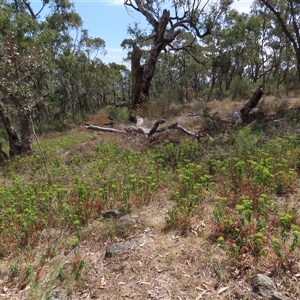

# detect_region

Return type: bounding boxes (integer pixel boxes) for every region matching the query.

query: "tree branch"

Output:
[22,0,37,19]
[259,0,297,50]
[85,123,127,134]
[124,0,158,29]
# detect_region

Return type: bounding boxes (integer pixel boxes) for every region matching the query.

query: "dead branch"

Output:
[147,118,166,137]
[125,126,150,136]
[85,123,126,134]
[170,123,196,137]
[85,118,209,141]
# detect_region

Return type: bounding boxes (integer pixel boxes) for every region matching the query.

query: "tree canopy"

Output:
[0,0,300,157]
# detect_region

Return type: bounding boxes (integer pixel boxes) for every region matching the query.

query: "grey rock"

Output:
[105,237,142,258]
[101,209,122,218]
[271,291,285,300]
[251,274,286,300]
[47,287,69,300]
[231,111,243,124]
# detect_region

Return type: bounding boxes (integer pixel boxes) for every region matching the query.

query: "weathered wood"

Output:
[147,118,166,137]
[170,123,196,137]
[19,110,33,155]
[85,118,204,141]
[0,100,21,157]
[85,123,126,134]
[240,86,264,122]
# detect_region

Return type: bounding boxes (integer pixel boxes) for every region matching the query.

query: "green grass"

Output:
[0,133,167,256]
[0,121,300,294]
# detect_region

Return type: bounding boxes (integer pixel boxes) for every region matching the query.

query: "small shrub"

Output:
[166,161,212,232]
[105,105,130,122]
[149,139,201,168]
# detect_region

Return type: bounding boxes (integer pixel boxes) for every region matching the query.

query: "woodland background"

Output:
[1,1,300,299]
[1,0,300,156]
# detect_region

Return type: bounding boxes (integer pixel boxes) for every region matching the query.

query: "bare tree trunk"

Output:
[0,100,21,157]
[130,40,167,108]
[130,9,172,108]
[19,110,33,155]
[131,43,145,108]
[240,86,264,122]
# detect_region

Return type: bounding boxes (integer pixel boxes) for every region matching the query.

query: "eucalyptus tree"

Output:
[0,0,82,156]
[53,29,107,123]
[202,9,264,99]
[257,0,300,82]
[261,15,292,88]
[149,31,206,104]
[0,3,53,156]
[109,62,131,105]
[123,0,233,108]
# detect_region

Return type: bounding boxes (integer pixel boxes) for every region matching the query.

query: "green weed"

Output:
[166,161,212,232]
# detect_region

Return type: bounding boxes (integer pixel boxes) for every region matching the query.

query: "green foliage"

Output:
[149,139,201,168]
[157,129,299,259]
[229,78,255,100]
[104,106,130,122]
[0,136,166,256]
[212,134,300,260]
[231,122,262,156]
[213,192,300,259]
[166,161,212,232]
[1,110,300,294]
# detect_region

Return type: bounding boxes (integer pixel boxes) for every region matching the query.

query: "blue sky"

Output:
[31,0,253,65]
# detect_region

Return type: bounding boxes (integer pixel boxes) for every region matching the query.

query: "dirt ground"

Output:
[3,194,298,300]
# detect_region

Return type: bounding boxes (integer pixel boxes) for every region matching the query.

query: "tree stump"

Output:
[240,86,264,122]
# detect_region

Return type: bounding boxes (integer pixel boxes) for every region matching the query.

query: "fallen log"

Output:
[86,119,206,141]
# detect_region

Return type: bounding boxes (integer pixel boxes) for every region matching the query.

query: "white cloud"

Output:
[231,0,253,13]
[73,0,123,5]
[107,0,123,6]
[107,47,124,53]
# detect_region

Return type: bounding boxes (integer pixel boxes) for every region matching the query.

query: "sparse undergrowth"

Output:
[0,110,300,299]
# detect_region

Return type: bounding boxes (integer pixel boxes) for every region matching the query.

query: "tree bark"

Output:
[131,43,145,108]
[19,110,34,155]
[0,100,22,157]
[130,9,171,108]
[240,86,264,122]
[127,8,180,108]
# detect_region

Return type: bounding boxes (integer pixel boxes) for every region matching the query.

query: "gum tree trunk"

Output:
[19,110,33,155]
[0,100,34,157]
[130,9,171,108]
[0,100,21,157]
[124,0,230,108]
